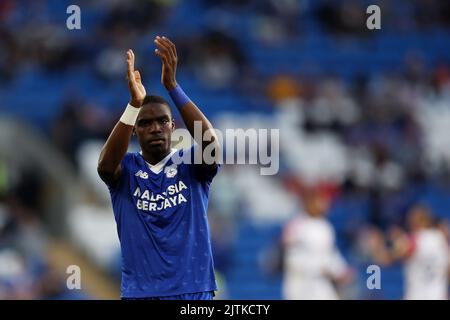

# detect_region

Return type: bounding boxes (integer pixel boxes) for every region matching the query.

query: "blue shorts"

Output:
[122,291,214,300]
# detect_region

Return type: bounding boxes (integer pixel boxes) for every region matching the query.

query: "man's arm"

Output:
[154,36,221,171]
[367,227,413,266]
[97,49,146,186]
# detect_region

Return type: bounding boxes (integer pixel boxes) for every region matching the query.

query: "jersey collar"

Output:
[140,148,178,174]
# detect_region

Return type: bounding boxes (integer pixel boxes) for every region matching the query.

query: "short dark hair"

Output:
[142,95,173,117]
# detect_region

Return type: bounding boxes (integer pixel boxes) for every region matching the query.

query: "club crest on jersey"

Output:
[135,170,148,179]
[164,164,178,178]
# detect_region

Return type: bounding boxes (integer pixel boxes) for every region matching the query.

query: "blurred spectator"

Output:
[316,0,367,36]
[51,97,112,169]
[266,74,301,103]
[252,0,301,44]
[190,30,247,89]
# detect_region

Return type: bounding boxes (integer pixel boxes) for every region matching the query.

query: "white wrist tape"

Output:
[120,103,141,126]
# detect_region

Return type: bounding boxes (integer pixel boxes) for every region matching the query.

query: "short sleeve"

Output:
[107,153,134,192]
[184,144,221,183]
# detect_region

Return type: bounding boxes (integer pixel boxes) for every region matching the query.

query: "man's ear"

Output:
[171,118,175,132]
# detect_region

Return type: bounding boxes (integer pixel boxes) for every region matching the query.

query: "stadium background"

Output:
[1,0,450,299]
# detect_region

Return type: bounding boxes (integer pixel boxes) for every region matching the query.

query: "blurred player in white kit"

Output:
[368,205,450,300]
[281,190,353,300]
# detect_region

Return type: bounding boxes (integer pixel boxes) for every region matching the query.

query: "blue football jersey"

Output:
[108,145,219,298]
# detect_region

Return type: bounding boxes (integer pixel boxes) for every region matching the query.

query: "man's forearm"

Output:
[154,36,220,158]
[98,102,141,181]
[180,102,217,148]
[98,121,133,176]
[169,85,220,151]
[98,47,146,183]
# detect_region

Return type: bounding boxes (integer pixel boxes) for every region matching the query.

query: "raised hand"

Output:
[126,49,146,107]
[154,36,177,90]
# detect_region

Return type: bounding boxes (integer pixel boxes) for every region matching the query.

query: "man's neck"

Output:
[142,149,171,166]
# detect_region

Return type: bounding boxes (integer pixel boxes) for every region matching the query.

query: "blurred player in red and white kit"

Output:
[281,190,353,300]
[368,205,450,300]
